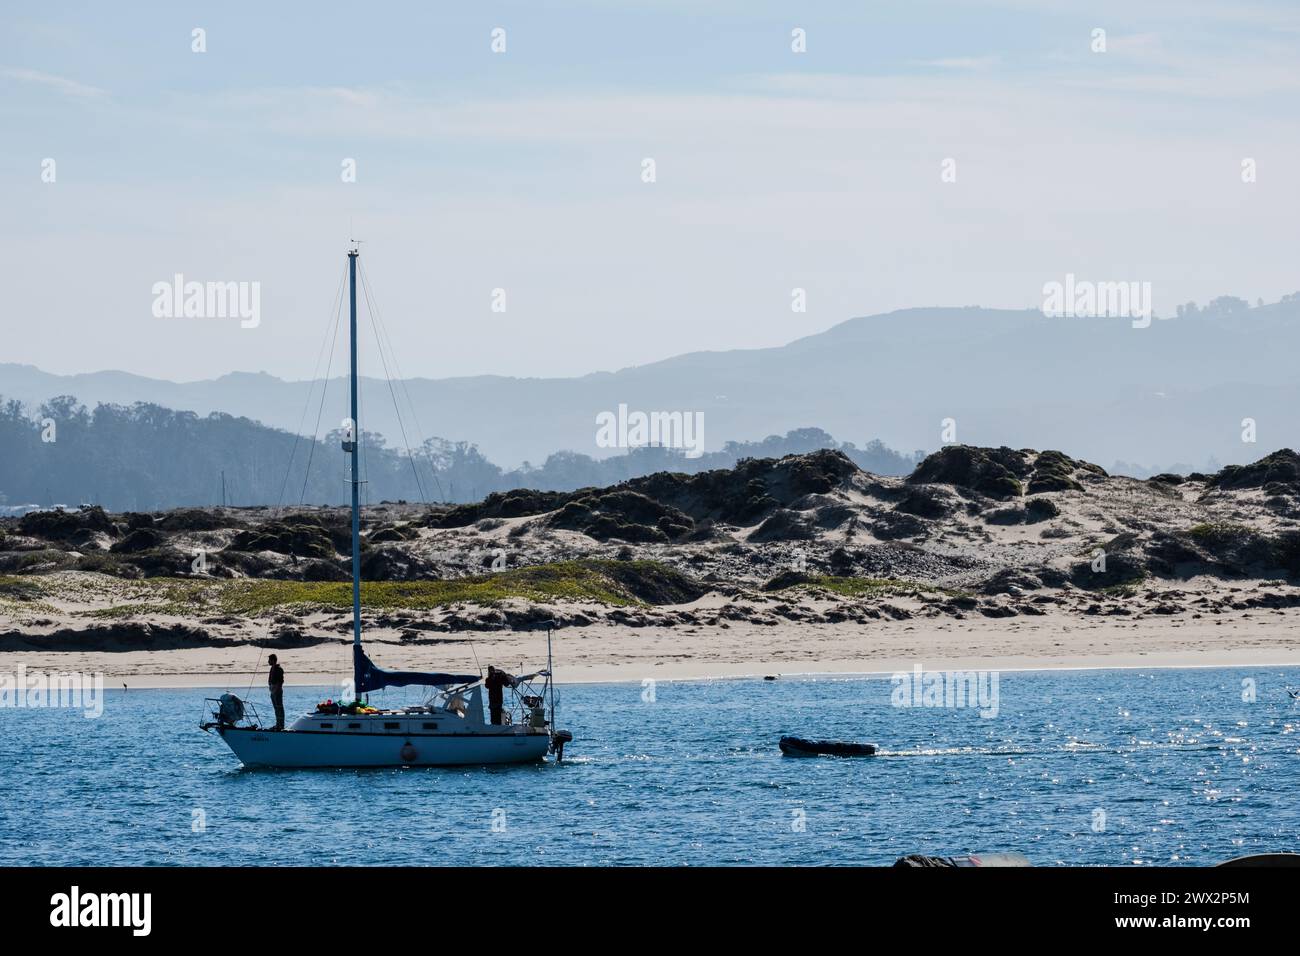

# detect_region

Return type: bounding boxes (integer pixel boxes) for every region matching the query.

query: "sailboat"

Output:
[200,247,573,768]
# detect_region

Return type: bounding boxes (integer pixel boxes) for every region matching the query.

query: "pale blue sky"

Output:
[3,0,1298,381]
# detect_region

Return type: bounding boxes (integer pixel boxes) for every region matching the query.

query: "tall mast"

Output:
[547,625,555,728]
[348,248,362,658]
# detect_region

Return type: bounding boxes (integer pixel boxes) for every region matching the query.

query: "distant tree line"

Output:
[0,396,922,511]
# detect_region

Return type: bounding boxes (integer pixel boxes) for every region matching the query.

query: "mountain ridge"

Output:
[4,296,1297,471]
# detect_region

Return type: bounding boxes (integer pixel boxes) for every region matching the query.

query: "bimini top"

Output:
[354,645,478,694]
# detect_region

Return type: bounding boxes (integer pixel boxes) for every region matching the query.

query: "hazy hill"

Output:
[0,396,917,511]
[4,295,1296,473]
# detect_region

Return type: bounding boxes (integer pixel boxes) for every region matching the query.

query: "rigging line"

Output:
[358,263,427,504]
[370,272,445,503]
[299,283,346,505]
[244,638,266,703]
[278,264,348,510]
[468,637,483,679]
[358,343,371,508]
[357,260,445,503]
[357,261,420,498]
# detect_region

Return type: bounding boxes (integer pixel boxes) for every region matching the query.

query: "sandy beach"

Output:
[8,607,1299,688]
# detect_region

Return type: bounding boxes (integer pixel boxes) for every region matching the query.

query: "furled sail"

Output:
[353,645,478,694]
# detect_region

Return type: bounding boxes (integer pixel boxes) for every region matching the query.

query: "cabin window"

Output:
[422,723,439,731]
[348,723,361,729]
[384,722,400,730]
[319,723,333,729]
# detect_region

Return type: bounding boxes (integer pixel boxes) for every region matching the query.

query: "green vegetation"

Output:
[1189,521,1255,544]
[908,445,1028,500]
[1028,450,1085,494]
[203,562,648,615]
[1024,497,1061,522]
[4,549,77,573]
[0,575,46,599]
[0,574,60,617]
[1,560,704,621]
[1098,579,1144,598]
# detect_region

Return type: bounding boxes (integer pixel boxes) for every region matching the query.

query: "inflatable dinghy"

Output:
[893,852,1031,867]
[779,735,876,757]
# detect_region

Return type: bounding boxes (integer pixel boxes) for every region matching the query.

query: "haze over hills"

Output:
[5,295,1297,474]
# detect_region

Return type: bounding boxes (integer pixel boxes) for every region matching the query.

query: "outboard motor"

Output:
[217,693,245,727]
[550,728,573,762]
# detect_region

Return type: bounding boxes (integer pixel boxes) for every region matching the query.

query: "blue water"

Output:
[2,668,1297,866]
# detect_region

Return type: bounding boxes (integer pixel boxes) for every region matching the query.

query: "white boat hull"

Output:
[214,726,551,768]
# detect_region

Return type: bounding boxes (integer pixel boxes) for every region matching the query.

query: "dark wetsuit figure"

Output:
[268,655,285,730]
[485,666,515,726]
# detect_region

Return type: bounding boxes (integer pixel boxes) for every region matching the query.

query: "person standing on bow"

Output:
[268,654,286,731]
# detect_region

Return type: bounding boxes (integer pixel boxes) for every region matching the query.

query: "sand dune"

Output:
[4,446,1299,688]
